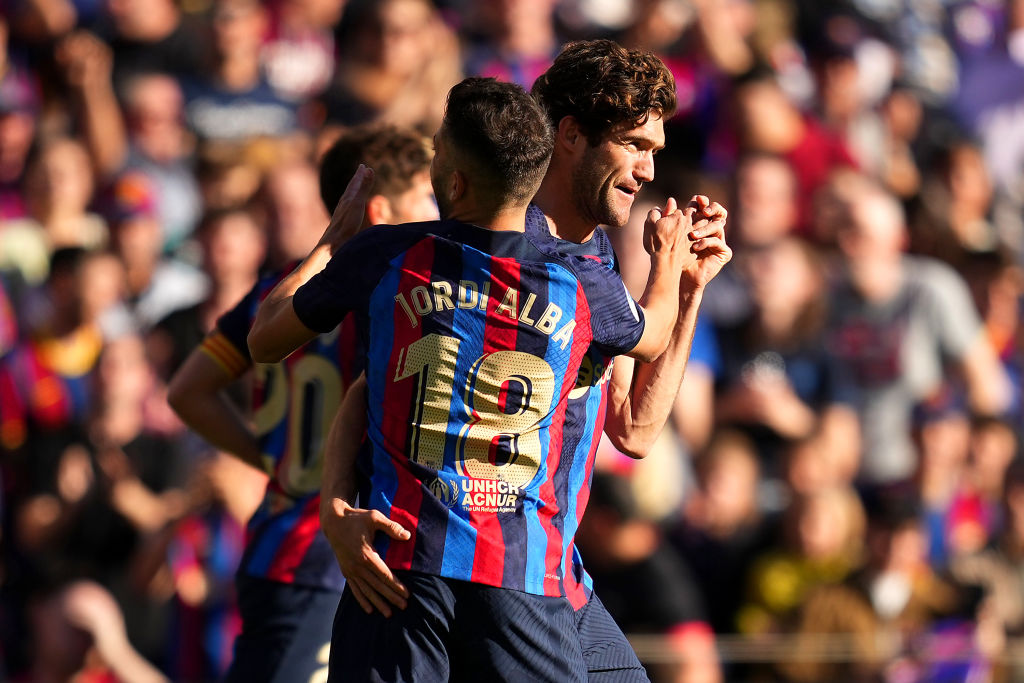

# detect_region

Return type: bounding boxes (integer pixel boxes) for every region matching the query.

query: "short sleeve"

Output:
[292,229,394,333]
[215,279,262,362]
[919,259,982,360]
[569,256,645,356]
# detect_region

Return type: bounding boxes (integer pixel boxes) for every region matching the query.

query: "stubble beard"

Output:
[571,151,630,230]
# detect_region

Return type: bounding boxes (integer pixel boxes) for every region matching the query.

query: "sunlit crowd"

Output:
[2,0,1024,681]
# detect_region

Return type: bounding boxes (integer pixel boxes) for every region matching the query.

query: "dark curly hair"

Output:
[319,124,433,213]
[442,77,554,206]
[531,39,677,146]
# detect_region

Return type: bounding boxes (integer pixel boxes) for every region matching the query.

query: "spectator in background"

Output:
[953,459,1024,682]
[103,172,208,330]
[738,486,866,635]
[725,66,857,234]
[950,0,1024,212]
[913,394,973,568]
[0,29,39,220]
[148,206,266,382]
[261,0,345,102]
[56,30,130,182]
[119,72,202,251]
[576,470,721,683]
[827,174,1011,487]
[0,137,107,286]
[94,0,205,89]
[322,0,461,131]
[700,152,800,330]
[195,143,268,211]
[714,236,859,474]
[24,580,169,683]
[0,249,112,452]
[258,158,331,269]
[461,0,559,88]
[671,429,775,636]
[911,139,1008,272]
[183,0,300,145]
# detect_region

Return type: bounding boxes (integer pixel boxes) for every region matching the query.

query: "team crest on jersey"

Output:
[568,355,614,399]
[428,476,460,509]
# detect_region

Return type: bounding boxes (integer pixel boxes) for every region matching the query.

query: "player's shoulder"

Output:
[523,204,616,268]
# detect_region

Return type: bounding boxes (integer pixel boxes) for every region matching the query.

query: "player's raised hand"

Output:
[643,196,698,272]
[681,195,731,291]
[318,165,376,253]
[321,497,411,617]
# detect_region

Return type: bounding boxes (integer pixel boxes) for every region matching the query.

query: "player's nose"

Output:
[634,152,655,183]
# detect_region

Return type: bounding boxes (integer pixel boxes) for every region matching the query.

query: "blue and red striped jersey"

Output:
[210,265,360,592]
[523,205,623,608]
[292,218,644,597]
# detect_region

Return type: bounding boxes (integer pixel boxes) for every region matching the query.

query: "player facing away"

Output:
[247,77,698,682]
[166,124,439,683]
[318,40,732,682]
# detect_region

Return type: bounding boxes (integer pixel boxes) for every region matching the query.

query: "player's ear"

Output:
[450,170,466,203]
[556,116,586,153]
[366,194,392,226]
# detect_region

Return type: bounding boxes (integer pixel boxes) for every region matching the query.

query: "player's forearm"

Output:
[248,245,332,362]
[167,352,262,469]
[629,255,685,362]
[171,391,262,470]
[605,286,703,458]
[321,377,368,516]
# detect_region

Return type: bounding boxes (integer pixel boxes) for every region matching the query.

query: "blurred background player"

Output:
[167,123,437,683]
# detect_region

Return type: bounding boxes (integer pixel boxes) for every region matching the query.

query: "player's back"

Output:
[293,217,645,598]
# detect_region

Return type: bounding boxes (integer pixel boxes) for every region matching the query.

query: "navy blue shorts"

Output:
[328,571,586,683]
[223,575,341,683]
[575,592,649,682]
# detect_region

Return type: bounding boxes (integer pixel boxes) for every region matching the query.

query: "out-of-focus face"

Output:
[386,171,438,224]
[25,140,95,214]
[947,144,992,209]
[798,494,852,560]
[127,75,185,162]
[79,253,125,322]
[202,212,267,282]
[571,115,664,229]
[374,0,432,75]
[96,334,151,406]
[839,192,906,262]
[745,239,816,315]
[211,0,267,60]
[702,449,758,531]
[112,216,164,266]
[734,81,799,153]
[735,157,797,246]
[265,163,329,263]
[0,111,34,181]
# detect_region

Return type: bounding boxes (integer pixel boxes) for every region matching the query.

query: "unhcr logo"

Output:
[429,476,459,509]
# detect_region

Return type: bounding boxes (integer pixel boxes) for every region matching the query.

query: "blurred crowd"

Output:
[1,0,1024,681]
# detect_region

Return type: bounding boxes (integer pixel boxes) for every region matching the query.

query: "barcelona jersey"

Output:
[204,266,359,592]
[522,205,625,609]
[292,217,644,597]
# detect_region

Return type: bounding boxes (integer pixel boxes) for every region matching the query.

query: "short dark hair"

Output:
[531,39,676,146]
[441,77,553,207]
[319,124,433,213]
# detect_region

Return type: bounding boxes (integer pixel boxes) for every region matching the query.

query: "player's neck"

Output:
[533,170,596,244]
[446,205,528,233]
